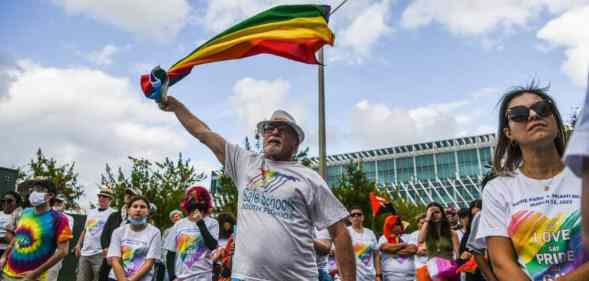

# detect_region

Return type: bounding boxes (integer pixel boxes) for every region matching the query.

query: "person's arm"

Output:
[0,238,15,268]
[451,231,460,259]
[166,251,177,281]
[21,240,69,279]
[328,220,356,281]
[418,208,433,243]
[558,262,589,281]
[128,258,156,281]
[75,230,86,256]
[374,250,382,281]
[161,96,226,163]
[487,236,531,281]
[111,257,128,281]
[397,244,418,256]
[196,220,218,250]
[379,242,408,255]
[314,239,332,256]
[474,252,498,281]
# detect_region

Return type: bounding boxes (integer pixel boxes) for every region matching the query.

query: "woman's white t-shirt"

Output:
[348,226,378,281]
[478,167,586,281]
[378,234,416,281]
[107,224,162,281]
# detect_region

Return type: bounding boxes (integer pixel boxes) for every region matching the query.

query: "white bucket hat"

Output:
[256,110,305,144]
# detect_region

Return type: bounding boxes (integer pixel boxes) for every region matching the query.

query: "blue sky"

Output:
[1,0,588,206]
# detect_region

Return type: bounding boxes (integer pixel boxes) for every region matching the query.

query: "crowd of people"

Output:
[0,81,587,281]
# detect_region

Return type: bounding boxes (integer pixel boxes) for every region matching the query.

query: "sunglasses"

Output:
[350,213,363,217]
[507,100,553,123]
[261,122,292,135]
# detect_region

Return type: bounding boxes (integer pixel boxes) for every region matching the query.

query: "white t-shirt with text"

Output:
[82,208,114,256]
[348,226,378,281]
[164,217,219,280]
[478,168,586,281]
[107,224,162,281]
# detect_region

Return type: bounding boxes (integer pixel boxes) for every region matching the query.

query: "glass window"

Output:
[436,152,456,178]
[362,161,377,182]
[457,149,480,177]
[327,165,342,188]
[415,155,435,180]
[396,157,414,182]
[479,147,492,172]
[377,159,395,185]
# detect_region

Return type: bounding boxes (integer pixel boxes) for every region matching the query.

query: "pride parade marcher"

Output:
[161,96,355,280]
[0,192,22,257]
[348,207,381,281]
[107,196,161,281]
[378,215,417,281]
[314,228,333,281]
[46,194,74,281]
[0,177,73,281]
[164,186,219,281]
[479,83,589,281]
[76,186,115,281]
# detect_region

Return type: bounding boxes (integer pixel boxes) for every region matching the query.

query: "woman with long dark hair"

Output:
[478,83,588,281]
[418,202,460,260]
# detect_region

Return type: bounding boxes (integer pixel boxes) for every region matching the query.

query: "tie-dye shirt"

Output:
[348,226,378,281]
[478,168,587,281]
[2,207,73,279]
[81,208,114,256]
[107,224,161,281]
[164,217,219,280]
[378,233,416,281]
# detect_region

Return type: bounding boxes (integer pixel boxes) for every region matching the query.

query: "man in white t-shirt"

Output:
[161,97,355,281]
[564,71,589,250]
[348,207,381,281]
[75,186,115,281]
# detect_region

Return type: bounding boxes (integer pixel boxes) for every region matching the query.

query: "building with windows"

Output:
[309,133,496,208]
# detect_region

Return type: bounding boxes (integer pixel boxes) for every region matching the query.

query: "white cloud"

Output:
[197,0,394,63]
[0,60,188,205]
[228,77,307,138]
[400,0,589,36]
[87,44,119,66]
[52,0,191,41]
[349,89,499,147]
[537,5,589,87]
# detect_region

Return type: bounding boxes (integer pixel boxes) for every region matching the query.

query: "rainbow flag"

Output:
[141,4,334,100]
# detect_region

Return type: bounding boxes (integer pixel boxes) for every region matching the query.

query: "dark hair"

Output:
[494,81,567,175]
[457,208,469,219]
[480,171,497,192]
[2,191,22,206]
[459,199,484,253]
[217,213,236,239]
[425,202,452,254]
[349,206,363,214]
[127,195,150,209]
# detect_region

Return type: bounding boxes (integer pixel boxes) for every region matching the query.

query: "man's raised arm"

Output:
[162,96,226,163]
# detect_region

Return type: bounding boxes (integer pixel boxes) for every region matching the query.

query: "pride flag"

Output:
[141,4,334,100]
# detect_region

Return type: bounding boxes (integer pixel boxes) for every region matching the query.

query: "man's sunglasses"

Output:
[507,100,553,123]
[261,122,292,135]
[350,212,363,217]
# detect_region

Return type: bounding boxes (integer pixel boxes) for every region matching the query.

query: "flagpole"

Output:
[318,0,348,180]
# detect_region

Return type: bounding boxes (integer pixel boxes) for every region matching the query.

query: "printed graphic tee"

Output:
[164,217,219,280]
[348,226,378,281]
[108,224,162,281]
[225,143,349,281]
[82,208,114,256]
[478,168,586,281]
[378,234,416,281]
[2,208,73,279]
[0,211,15,250]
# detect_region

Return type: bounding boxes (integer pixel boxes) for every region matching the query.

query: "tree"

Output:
[101,154,206,229]
[331,160,426,235]
[212,170,238,217]
[18,149,84,209]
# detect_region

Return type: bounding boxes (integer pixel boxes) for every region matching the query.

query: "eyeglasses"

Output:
[261,122,292,135]
[350,213,363,217]
[507,100,553,123]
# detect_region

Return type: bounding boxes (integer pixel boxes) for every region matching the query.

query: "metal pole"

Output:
[318,48,327,179]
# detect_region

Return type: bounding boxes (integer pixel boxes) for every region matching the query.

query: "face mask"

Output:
[128,217,147,225]
[54,205,65,212]
[29,191,47,207]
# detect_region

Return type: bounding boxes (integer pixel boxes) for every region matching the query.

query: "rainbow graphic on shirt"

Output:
[176,233,207,268]
[247,169,299,193]
[2,208,72,278]
[121,244,147,276]
[508,210,587,281]
[353,242,373,266]
[85,218,106,236]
